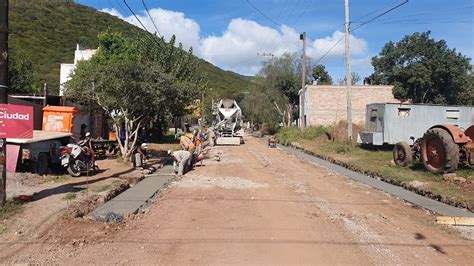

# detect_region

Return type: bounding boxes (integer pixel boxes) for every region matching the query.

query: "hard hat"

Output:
[141,143,148,149]
[167,150,172,155]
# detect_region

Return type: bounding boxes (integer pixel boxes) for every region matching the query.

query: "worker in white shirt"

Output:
[168,150,191,176]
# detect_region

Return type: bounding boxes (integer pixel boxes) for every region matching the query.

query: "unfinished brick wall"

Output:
[302,85,399,126]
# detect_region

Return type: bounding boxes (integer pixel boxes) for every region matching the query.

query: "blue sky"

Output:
[76,0,473,82]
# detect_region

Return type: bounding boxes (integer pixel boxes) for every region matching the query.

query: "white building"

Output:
[59,44,97,96]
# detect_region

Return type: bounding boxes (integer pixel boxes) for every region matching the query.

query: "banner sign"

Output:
[0,104,34,139]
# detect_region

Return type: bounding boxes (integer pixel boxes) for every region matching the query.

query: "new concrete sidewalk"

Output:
[90,164,175,221]
[279,144,474,218]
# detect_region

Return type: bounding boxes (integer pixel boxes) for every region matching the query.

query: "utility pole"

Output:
[0,0,8,206]
[300,32,307,129]
[344,0,353,142]
[257,52,274,66]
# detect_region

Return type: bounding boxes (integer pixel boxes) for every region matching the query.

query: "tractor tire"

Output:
[421,128,459,174]
[393,142,412,166]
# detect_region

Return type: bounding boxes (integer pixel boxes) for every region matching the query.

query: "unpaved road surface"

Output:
[1,137,473,264]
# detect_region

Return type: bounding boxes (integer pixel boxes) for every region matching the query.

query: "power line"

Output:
[245,0,282,27]
[123,0,163,48]
[283,0,302,25]
[314,36,344,64]
[142,0,162,38]
[350,0,409,32]
[314,0,409,65]
[113,0,128,15]
[123,0,150,33]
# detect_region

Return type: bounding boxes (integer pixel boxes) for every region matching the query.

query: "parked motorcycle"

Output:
[60,133,97,177]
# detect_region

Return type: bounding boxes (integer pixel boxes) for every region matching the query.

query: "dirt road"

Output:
[2,137,473,264]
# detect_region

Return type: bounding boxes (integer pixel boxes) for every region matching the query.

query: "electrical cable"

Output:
[123,0,150,32]
[350,0,409,32]
[142,0,163,38]
[123,0,164,48]
[245,0,282,27]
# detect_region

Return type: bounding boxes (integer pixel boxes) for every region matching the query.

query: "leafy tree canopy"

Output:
[312,64,332,85]
[8,52,35,94]
[370,31,472,105]
[65,31,201,160]
[258,53,300,106]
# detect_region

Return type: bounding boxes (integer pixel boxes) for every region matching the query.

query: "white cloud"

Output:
[199,19,301,74]
[101,8,200,51]
[308,31,368,60]
[100,8,369,76]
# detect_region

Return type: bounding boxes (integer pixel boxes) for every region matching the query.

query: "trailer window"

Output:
[398,108,411,117]
[446,110,460,119]
[369,109,378,122]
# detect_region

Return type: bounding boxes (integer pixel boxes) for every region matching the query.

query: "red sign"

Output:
[0,104,33,139]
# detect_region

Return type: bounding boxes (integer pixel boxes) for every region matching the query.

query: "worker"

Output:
[176,133,195,152]
[133,143,148,170]
[168,150,191,176]
[193,128,203,154]
[206,128,216,147]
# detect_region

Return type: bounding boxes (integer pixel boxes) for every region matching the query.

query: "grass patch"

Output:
[276,126,330,145]
[94,184,112,193]
[63,192,77,201]
[39,174,72,184]
[0,200,24,220]
[276,127,474,209]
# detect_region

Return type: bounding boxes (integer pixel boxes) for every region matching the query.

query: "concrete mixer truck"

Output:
[212,99,243,145]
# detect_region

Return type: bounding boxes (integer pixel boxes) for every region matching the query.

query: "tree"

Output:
[258,53,300,127]
[311,64,332,85]
[337,72,360,85]
[370,31,472,105]
[8,52,34,94]
[241,79,287,129]
[65,31,200,160]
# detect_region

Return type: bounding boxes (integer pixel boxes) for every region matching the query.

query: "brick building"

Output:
[299,85,399,127]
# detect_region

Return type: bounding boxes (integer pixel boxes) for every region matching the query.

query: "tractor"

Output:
[393,124,474,174]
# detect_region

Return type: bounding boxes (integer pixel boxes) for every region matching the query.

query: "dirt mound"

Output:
[330,121,364,141]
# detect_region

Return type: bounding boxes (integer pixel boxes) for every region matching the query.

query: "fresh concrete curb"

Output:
[90,164,175,222]
[278,144,474,218]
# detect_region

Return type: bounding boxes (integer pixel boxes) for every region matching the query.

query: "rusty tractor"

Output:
[393,124,474,174]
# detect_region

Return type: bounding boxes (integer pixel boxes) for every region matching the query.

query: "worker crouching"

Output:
[169,150,192,176]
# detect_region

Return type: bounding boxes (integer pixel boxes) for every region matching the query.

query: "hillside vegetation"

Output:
[9,0,252,96]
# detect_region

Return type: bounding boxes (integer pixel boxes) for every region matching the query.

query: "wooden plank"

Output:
[436,216,474,226]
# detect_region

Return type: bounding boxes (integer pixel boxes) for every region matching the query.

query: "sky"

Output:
[75,0,473,82]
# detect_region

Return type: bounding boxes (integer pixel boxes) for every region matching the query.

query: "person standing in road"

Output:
[169,150,192,176]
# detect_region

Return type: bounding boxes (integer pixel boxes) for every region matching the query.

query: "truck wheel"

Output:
[421,128,459,174]
[67,161,81,177]
[393,142,412,166]
[36,153,49,175]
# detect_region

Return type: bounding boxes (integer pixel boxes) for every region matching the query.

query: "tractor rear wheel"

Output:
[393,142,412,166]
[421,128,459,174]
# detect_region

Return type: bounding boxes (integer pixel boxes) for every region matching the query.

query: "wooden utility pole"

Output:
[257,52,274,66]
[0,0,8,206]
[344,0,353,141]
[300,32,307,129]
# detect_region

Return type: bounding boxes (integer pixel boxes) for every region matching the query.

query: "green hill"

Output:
[9,0,253,96]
